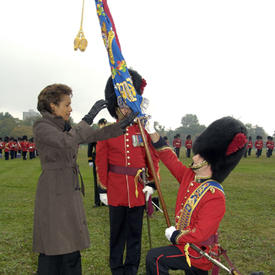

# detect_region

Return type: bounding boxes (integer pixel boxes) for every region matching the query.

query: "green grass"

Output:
[0,147,274,274]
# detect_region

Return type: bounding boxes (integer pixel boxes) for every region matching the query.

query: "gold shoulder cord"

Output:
[74,0,88,52]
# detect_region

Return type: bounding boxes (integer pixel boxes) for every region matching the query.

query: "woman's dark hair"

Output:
[37,84,72,113]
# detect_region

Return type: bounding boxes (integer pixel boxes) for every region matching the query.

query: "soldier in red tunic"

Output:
[245,136,253,157]
[255,136,263,158]
[28,137,36,159]
[173,134,182,158]
[184,135,193,158]
[0,137,4,158]
[266,136,274,158]
[21,135,29,160]
[146,117,247,275]
[4,136,10,160]
[96,69,159,275]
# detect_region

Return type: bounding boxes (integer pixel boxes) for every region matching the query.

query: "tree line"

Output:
[154,114,271,145]
[0,112,271,143]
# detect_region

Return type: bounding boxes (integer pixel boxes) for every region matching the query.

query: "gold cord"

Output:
[74,0,88,52]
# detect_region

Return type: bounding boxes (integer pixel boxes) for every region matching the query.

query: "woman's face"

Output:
[50,95,72,121]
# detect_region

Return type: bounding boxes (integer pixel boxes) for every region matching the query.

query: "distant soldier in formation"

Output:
[17,137,22,158]
[29,137,36,159]
[184,135,192,158]
[21,135,29,160]
[266,136,274,158]
[87,118,108,207]
[9,137,16,159]
[0,137,4,158]
[13,138,19,159]
[173,134,182,158]
[4,136,10,160]
[255,136,263,158]
[246,136,253,157]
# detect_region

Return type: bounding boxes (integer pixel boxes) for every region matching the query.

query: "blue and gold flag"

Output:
[95,0,144,117]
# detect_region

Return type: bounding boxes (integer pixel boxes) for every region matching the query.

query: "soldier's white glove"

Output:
[142,186,154,201]
[144,115,156,134]
[99,193,108,205]
[165,226,176,241]
[88,162,93,167]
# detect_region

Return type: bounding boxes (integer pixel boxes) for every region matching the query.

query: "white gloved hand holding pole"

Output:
[142,185,154,201]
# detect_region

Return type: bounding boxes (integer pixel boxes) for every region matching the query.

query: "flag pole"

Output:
[137,118,171,227]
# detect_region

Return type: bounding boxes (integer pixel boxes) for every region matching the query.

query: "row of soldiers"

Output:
[172,134,192,158]
[245,135,274,158]
[0,135,37,160]
[172,134,274,159]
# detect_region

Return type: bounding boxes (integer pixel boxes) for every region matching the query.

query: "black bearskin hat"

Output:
[192,117,247,183]
[98,118,107,125]
[105,69,146,119]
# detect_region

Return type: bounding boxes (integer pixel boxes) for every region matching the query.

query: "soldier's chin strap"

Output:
[189,160,209,170]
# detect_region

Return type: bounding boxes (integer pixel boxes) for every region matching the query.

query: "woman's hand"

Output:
[82,100,108,125]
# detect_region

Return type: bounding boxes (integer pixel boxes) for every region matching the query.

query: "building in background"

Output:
[23,109,39,120]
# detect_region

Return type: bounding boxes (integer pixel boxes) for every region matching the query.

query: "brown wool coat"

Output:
[33,112,124,255]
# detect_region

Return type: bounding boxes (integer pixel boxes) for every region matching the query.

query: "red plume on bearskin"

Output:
[140,79,147,94]
[192,117,247,183]
[226,133,247,156]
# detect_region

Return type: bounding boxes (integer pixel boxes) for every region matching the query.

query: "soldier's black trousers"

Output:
[146,246,208,275]
[109,205,145,275]
[37,251,81,275]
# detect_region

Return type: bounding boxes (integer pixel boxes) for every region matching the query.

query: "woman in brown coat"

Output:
[33,84,136,275]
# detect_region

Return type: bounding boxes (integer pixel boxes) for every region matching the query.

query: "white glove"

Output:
[99,193,108,205]
[165,226,176,241]
[144,115,156,134]
[88,162,93,167]
[142,186,154,201]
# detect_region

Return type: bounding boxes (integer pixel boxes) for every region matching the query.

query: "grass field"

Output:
[0,147,274,275]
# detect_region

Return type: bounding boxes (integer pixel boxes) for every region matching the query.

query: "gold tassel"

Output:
[74,0,88,51]
[134,169,143,198]
[184,243,191,267]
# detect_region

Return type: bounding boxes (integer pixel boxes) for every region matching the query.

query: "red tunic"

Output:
[173,138,182,148]
[156,146,225,271]
[20,141,29,152]
[29,142,36,152]
[0,141,5,150]
[247,140,253,148]
[266,140,274,150]
[185,139,192,149]
[96,123,159,208]
[255,140,263,149]
[4,142,11,152]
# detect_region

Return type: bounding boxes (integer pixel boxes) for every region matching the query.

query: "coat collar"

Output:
[41,111,66,130]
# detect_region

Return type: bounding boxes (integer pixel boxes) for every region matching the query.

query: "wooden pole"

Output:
[137,118,171,227]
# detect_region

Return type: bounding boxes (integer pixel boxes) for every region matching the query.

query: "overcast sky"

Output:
[0,0,274,135]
